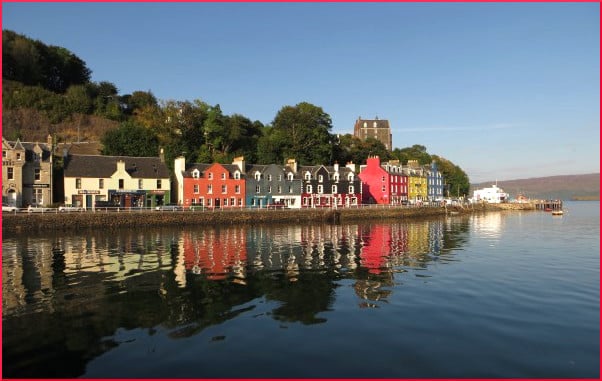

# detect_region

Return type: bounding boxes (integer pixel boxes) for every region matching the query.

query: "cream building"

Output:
[63,153,171,209]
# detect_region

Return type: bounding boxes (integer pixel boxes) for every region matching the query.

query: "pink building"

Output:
[358,156,408,205]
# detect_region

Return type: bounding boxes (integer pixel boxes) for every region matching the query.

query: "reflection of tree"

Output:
[260,271,337,325]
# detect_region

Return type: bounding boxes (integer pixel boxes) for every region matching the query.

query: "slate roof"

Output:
[64,155,170,178]
[4,139,52,161]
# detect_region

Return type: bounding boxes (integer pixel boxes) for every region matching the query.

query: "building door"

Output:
[7,189,16,206]
[214,198,221,208]
[86,195,93,209]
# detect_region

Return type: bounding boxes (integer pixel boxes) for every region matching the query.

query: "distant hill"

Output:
[471,174,600,201]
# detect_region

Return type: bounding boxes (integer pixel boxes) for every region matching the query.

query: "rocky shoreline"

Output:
[2,202,536,236]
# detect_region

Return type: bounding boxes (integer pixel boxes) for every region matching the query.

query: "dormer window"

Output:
[318,175,323,183]
[287,173,294,181]
[208,172,213,180]
[304,172,311,181]
[192,169,200,179]
[234,171,240,180]
[348,174,354,181]
[221,173,226,180]
[254,172,261,181]
[267,174,272,181]
[333,174,339,182]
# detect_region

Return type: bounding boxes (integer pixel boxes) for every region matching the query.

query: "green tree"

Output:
[101,120,160,157]
[272,102,334,165]
[334,134,390,165]
[431,155,470,197]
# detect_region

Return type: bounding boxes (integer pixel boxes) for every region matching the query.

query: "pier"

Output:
[533,199,563,211]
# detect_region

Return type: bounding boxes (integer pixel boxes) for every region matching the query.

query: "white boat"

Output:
[551,210,564,216]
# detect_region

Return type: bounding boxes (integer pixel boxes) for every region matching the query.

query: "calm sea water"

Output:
[2,201,599,378]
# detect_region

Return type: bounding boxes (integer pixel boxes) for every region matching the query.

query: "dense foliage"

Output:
[2,29,470,192]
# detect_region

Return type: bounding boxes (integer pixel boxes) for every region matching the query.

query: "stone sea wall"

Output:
[2,202,535,236]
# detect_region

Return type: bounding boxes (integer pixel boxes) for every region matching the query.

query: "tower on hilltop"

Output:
[353,116,392,151]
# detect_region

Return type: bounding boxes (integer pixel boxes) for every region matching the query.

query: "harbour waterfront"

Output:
[2,201,599,377]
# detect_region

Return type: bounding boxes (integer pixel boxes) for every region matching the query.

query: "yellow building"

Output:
[406,160,427,202]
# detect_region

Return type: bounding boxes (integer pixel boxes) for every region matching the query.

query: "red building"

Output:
[180,161,246,209]
[358,156,408,205]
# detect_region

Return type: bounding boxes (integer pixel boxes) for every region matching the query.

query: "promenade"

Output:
[1,202,535,235]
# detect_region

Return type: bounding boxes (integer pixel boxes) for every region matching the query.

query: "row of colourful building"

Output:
[2,136,446,209]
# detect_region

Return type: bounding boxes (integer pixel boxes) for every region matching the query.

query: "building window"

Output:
[267,174,272,181]
[305,173,311,180]
[224,198,228,206]
[306,185,312,193]
[33,153,40,162]
[234,172,240,180]
[348,174,354,181]
[139,179,143,189]
[76,178,82,189]
[221,173,226,180]
[2,151,5,158]
[238,198,243,206]
[34,168,41,181]
[332,185,337,194]
[278,175,282,181]
[194,184,199,194]
[33,189,43,206]
[207,198,212,207]
[208,173,213,180]
[256,185,260,193]
[99,179,104,189]
[221,185,227,194]
[7,167,13,180]
[287,173,294,181]
[382,176,386,182]
[192,169,200,179]
[317,185,323,194]
[199,197,204,206]
[289,186,293,193]
[157,179,162,189]
[119,179,124,189]
[278,185,282,193]
[207,184,213,194]
[231,197,235,206]
[349,186,354,194]
[235,185,240,194]
[318,175,323,182]
[16,153,21,161]
[333,174,339,182]
[255,172,261,180]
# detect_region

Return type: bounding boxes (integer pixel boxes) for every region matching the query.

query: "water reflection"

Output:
[3,217,470,378]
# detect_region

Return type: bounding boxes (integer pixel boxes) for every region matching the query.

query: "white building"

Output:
[472,184,509,203]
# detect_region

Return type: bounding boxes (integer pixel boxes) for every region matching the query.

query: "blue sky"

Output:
[2,2,599,183]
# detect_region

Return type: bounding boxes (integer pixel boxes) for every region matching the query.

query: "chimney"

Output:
[286,158,297,174]
[174,156,186,205]
[159,147,165,163]
[232,156,246,174]
[334,162,339,172]
[346,161,356,172]
[117,160,126,173]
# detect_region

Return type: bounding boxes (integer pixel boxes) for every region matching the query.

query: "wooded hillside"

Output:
[472,174,600,200]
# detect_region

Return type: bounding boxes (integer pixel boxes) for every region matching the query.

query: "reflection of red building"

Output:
[182,229,247,280]
[359,224,409,274]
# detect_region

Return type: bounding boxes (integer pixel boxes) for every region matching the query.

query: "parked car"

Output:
[58,205,84,212]
[27,205,55,213]
[2,203,18,213]
[155,204,183,211]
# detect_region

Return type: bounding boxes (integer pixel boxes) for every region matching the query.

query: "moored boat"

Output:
[551,210,564,216]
